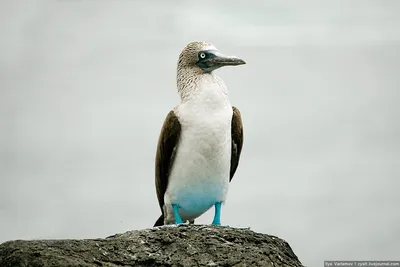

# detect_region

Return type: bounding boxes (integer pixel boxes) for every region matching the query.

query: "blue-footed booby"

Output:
[154,41,245,227]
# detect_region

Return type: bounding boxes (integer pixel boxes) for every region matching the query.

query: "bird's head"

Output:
[177,41,246,73]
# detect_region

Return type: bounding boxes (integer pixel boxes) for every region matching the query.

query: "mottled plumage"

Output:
[154,41,245,226]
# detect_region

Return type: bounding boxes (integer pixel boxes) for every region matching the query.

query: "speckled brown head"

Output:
[177,41,246,73]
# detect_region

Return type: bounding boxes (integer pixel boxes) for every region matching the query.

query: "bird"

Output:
[153,41,245,227]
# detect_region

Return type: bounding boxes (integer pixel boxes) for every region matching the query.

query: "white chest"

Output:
[163,75,233,223]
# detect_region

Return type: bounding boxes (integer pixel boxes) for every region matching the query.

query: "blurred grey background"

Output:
[1,0,399,266]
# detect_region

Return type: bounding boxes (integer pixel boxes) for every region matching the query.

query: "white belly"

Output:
[164,103,233,224]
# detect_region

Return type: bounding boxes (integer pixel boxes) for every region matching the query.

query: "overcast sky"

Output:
[1,1,399,266]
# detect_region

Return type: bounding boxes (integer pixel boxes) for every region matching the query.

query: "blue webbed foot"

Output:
[172,204,184,224]
[212,202,222,226]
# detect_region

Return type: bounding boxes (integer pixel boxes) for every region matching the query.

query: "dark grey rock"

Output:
[0,225,303,267]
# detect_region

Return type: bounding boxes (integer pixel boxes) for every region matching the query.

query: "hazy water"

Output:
[1,1,400,266]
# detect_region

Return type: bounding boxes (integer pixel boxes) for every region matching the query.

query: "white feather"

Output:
[163,73,233,224]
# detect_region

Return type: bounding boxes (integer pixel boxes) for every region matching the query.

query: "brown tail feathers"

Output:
[154,214,164,227]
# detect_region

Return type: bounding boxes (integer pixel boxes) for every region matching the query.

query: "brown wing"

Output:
[155,110,181,216]
[230,106,244,182]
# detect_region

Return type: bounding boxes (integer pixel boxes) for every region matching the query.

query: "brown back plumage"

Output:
[230,106,244,181]
[154,110,181,226]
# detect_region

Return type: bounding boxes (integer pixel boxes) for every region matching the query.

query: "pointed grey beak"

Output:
[196,50,246,73]
[209,52,246,67]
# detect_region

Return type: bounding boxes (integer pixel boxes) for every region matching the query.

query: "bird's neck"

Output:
[177,67,228,103]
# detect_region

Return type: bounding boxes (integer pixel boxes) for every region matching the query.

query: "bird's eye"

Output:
[199,52,206,59]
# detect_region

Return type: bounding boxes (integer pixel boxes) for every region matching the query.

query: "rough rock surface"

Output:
[0,225,303,267]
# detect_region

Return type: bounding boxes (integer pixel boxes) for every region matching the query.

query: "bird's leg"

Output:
[172,204,183,224]
[211,202,222,226]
